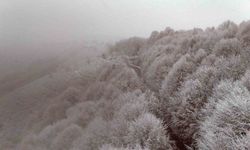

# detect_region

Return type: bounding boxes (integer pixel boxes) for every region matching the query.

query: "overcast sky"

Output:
[1,0,250,44]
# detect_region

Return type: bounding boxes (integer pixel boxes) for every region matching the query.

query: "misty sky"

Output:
[1,0,250,44]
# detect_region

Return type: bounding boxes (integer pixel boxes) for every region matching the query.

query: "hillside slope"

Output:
[1,20,250,150]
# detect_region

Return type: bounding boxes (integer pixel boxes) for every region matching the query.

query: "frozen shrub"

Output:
[76,58,105,87]
[199,79,239,120]
[18,119,71,150]
[160,54,196,98]
[59,87,81,104]
[213,38,241,57]
[171,66,218,144]
[51,124,82,150]
[214,55,246,80]
[25,87,81,132]
[241,69,250,91]
[148,31,160,44]
[107,91,160,147]
[41,102,70,126]
[148,27,175,44]
[140,45,177,78]
[107,117,130,146]
[116,97,147,122]
[237,20,250,45]
[97,61,125,82]
[159,54,197,126]
[111,90,144,111]
[73,117,112,150]
[65,101,97,127]
[38,87,81,127]
[18,134,41,150]
[109,65,142,91]
[193,49,207,62]
[127,113,172,150]
[145,54,175,91]
[96,60,142,92]
[159,27,175,38]
[195,28,221,50]
[109,37,146,56]
[217,20,238,38]
[83,82,121,102]
[200,53,217,66]
[70,90,160,150]
[197,80,250,150]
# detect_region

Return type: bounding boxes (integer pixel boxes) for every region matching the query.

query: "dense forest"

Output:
[1,20,250,150]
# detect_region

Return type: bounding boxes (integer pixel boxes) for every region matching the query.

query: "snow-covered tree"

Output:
[127,113,172,150]
[241,70,250,91]
[171,66,218,144]
[214,38,241,57]
[197,80,250,150]
[217,20,238,38]
[237,20,250,45]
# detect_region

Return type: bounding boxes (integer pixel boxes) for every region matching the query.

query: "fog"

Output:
[2,0,250,43]
[0,0,250,81]
[1,0,249,92]
[0,0,250,95]
[1,1,250,149]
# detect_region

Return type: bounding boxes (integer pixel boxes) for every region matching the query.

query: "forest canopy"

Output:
[1,20,250,150]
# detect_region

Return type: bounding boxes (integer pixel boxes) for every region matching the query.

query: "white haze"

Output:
[1,0,250,149]
[1,0,250,43]
[1,0,250,72]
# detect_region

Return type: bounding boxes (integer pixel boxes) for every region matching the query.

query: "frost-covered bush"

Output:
[109,37,146,56]
[214,38,241,57]
[51,124,82,150]
[69,90,173,150]
[76,58,106,87]
[116,95,148,122]
[73,117,112,150]
[144,54,175,91]
[65,101,98,127]
[237,20,250,45]
[18,119,72,150]
[41,87,81,124]
[197,80,250,150]
[217,20,238,38]
[83,82,121,102]
[20,89,171,150]
[171,66,219,144]
[139,45,180,92]
[24,87,82,132]
[96,60,143,92]
[127,113,172,150]
[214,55,246,80]
[148,27,175,44]
[241,69,250,91]
[160,54,196,98]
